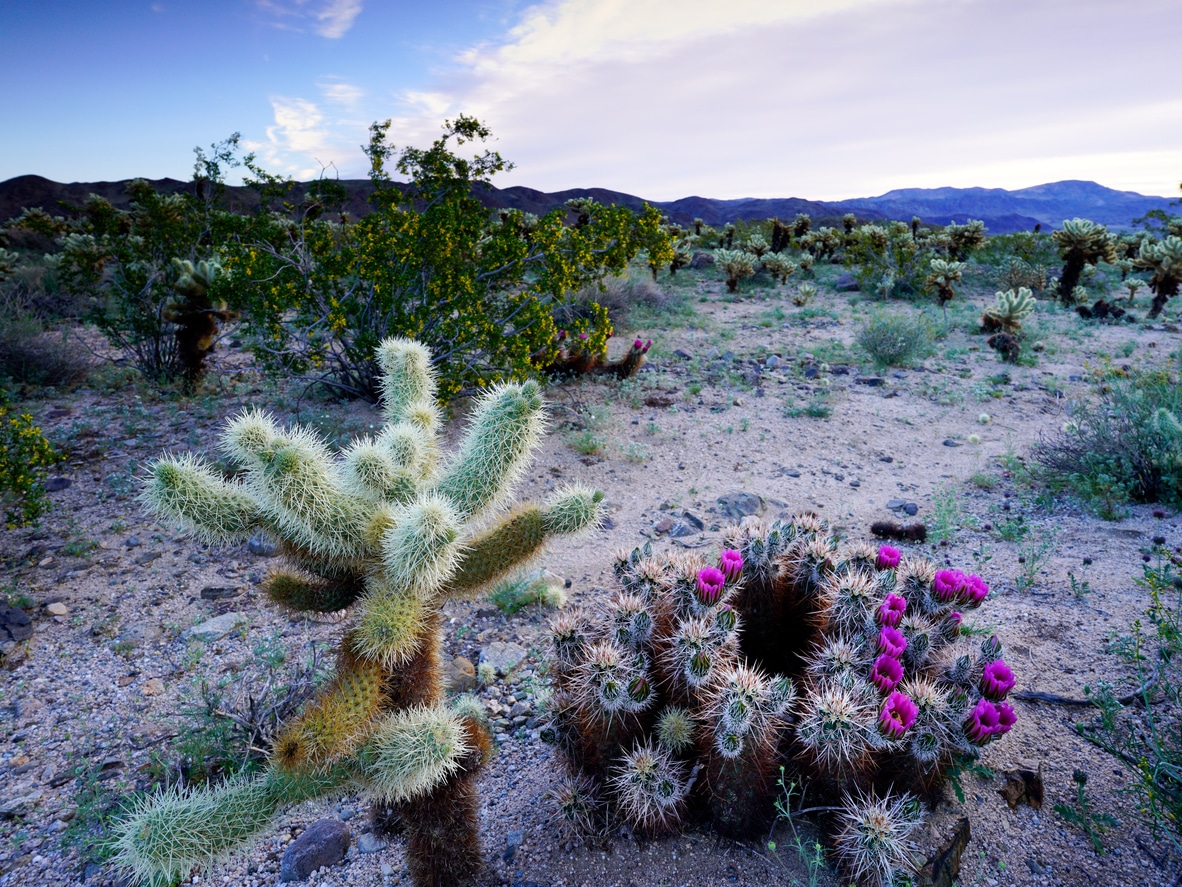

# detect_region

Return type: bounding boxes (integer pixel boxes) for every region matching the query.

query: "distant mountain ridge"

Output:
[0,175,1174,236]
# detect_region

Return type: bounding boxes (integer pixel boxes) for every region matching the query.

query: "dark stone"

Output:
[124,536,141,548]
[679,510,705,530]
[672,349,693,360]
[200,585,242,601]
[903,503,919,516]
[716,492,763,520]
[503,829,525,861]
[600,516,615,530]
[942,439,962,447]
[134,551,162,566]
[248,532,279,557]
[0,606,33,642]
[279,818,351,882]
[688,251,715,269]
[855,377,885,387]
[834,271,860,292]
[999,763,1043,810]
[803,364,820,379]
[44,477,71,492]
[916,816,970,887]
[885,499,907,512]
[667,521,696,538]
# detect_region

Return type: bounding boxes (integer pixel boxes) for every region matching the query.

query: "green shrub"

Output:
[1032,368,1182,514]
[0,392,59,527]
[855,311,936,369]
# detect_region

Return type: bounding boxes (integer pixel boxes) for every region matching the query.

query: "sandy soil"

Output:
[2,266,1180,887]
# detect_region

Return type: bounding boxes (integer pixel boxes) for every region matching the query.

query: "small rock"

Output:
[903,503,919,516]
[116,621,163,647]
[479,641,527,677]
[0,605,34,642]
[942,439,962,448]
[600,516,615,530]
[716,492,764,520]
[356,832,387,854]
[668,521,696,539]
[182,611,249,642]
[678,510,705,530]
[0,790,42,819]
[855,377,885,387]
[280,818,351,882]
[688,251,715,270]
[509,701,530,718]
[142,678,165,697]
[765,355,780,368]
[124,536,141,548]
[653,516,674,535]
[443,656,477,693]
[45,602,69,617]
[999,763,1044,810]
[200,585,242,601]
[834,271,860,292]
[915,816,970,887]
[44,477,71,492]
[134,551,162,566]
[503,829,525,862]
[248,532,279,557]
[672,349,694,360]
[886,499,907,512]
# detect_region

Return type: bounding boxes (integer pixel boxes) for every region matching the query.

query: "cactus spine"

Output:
[116,338,603,887]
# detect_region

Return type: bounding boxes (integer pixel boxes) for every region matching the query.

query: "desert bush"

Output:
[1052,218,1116,305]
[0,391,59,527]
[1080,541,1182,856]
[110,337,604,887]
[856,311,936,369]
[844,223,931,299]
[1032,367,1182,517]
[542,517,1016,886]
[223,118,663,402]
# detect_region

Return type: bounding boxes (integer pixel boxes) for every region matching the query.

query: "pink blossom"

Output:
[876,545,901,570]
[933,569,966,603]
[878,692,918,739]
[719,549,744,580]
[965,698,1001,744]
[870,654,904,694]
[996,701,1017,735]
[634,338,644,350]
[981,660,1015,700]
[961,574,990,607]
[877,593,908,627]
[696,567,726,606]
[877,625,907,659]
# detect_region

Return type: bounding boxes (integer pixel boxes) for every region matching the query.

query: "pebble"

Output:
[142,678,165,697]
[479,641,527,677]
[182,611,250,642]
[356,832,387,854]
[248,532,279,557]
[45,602,68,617]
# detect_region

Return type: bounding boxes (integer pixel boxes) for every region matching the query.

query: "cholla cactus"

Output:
[113,338,603,887]
[792,282,817,307]
[762,253,798,285]
[1124,276,1147,302]
[925,258,965,312]
[714,249,758,293]
[544,515,1015,883]
[943,220,986,260]
[1135,234,1182,318]
[744,233,770,258]
[1052,218,1116,305]
[981,287,1035,335]
[164,257,238,389]
[0,248,17,281]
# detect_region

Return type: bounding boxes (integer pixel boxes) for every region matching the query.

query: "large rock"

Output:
[443,656,477,693]
[182,612,249,642]
[279,818,351,882]
[716,492,764,520]
[688,251,716,269]
[0,606,33,642]
[479,641,527,677]
[834,271,860,292]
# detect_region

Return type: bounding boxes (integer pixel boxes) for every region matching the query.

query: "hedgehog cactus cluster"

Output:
[112,338,604,887]
[543,515,1017,887]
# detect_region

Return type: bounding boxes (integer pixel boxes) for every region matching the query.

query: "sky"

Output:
[2,0,1180,201]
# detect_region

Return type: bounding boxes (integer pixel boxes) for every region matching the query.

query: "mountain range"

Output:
[0,175,1174,235]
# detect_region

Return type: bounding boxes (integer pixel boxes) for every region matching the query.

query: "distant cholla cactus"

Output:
[113,338,604,887]
[714,249,758,293]
[996,257,1048,298]
[1135,234,1182,318]
[981,287,1035,335]
[1052,218,1117,305]
[669,240,694,276]
[792,282,817,307]
[1124,276,1148,302]
[744,233,770,258]
[0,248,17,281]
[544,515,1016,883]
[165,257,238,389]
[762,253,799,285]
[925,258,965,312]
[792,213,812,239]
[943,220,986,260]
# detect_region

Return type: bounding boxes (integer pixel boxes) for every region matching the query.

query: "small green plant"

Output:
[855,312,935,369]
[928,483,972,544]
[1014,526,1058,593]
[1053,769,1118,854]
[1068,558,1093,600]
[487,572,563,614]
[767,770,829,887]
[0,393,59,528]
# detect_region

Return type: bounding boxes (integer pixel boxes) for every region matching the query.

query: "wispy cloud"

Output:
[256,0,363,39]
[244,95,369,180]
[318,78,365,108]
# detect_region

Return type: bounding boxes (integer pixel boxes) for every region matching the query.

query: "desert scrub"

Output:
[1079,541,1182,855]
[110,337,604,887]
[0,392,58,527]
[543,517,1017,887]
[855,311,936,369]
[1032,367,1182,516]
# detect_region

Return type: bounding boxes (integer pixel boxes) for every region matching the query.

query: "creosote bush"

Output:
[543,515,1017,886]
[111,337,604,887]
[855,311,936,369]
[0,392,59,528]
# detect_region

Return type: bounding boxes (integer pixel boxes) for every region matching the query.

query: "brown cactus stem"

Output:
[1147,278,1179,319]
[400,716,493,887]
[706,739,780,838]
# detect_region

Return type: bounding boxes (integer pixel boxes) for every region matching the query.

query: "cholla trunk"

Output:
[1147,277,1179,319]
[1058,254,1085,304]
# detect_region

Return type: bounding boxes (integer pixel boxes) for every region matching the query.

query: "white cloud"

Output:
[255,0,363,39]
[368,0,1181,199]
[318,78,365,108]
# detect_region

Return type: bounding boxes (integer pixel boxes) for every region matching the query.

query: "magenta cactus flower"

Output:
[876,545,901,570]
[961,574,989,607]
[634,338,644,350]
[964,698,1001,744]
[877,625,907,659]
[696,566,726,606]
[876,593,907,627]
[996,701,1017,735]
[719,549,744,581]
[870,654,904,694]
[980,660,1015,700]
[933,569,966,603]
[878,691,918,739]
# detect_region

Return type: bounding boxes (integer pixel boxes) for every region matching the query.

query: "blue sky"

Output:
[3,0,1180,201]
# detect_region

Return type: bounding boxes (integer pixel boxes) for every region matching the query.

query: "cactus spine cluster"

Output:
[1052,218,1116,305]
[114,338,604,887]
[543,516,1016,887]
[981,287,1036,335]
